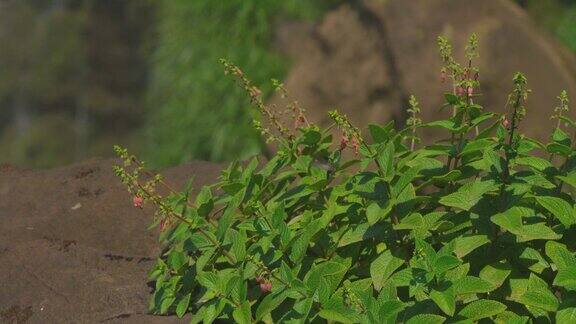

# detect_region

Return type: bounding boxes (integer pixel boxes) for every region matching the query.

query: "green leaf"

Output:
[430,287,455,316]
[370,250,404,291]
[256,290,288,321]
[536,196,575,227]
[377,142,395,180]
[480,261,512,289]
[232,301,252,324]
[392,165,422,197]
[197,272,219,291]
[406,314,445,324]
[557,307,576,323]
[458,299,507,320]
[378,300,405,320]
[366,201,393,225]
[439,180,497,211]
[545,241,576,270]
[453,276,494,295]
[547,142,572,157]
[554,267,576,290]
[511,274,558,312]
[318,307,357,323]
[395,213,424,230]
[514,156,553,172]
[305,261,349,302]
[492,207,562,242]
[176,293,191,318]
[453,235,489,258]
[519,247,550,274]
[338,223,384,247]
[160,295,176,314]
[557,172,576,190]
[369,124,390,143]
[433,255,461,275]
[216,191,243,240]
[290,219,321,263]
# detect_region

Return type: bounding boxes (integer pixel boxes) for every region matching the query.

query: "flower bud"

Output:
[457,86,465,96]
[502,118,510,129]
[467,86,473,97]
[339,135,349,151]
[260,281,272,293]
[133,196,144,208]
[351,137,360,155]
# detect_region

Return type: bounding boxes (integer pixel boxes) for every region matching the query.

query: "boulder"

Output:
[274,0,576,142]
[0,158,221,323]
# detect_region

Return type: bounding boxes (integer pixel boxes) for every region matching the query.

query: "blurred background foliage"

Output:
[0,0,574,168]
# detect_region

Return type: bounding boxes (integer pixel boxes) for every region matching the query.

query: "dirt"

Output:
[273,0,576,143]
[0,158,222,323]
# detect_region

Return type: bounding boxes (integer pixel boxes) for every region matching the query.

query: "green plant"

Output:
[115,34,576,323]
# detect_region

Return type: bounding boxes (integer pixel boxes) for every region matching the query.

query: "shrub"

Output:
[115,34,576,323]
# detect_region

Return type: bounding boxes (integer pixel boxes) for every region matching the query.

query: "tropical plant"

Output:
[115,34,576,323]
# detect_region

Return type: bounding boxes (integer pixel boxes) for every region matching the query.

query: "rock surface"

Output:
[0,158,221,323]
[274,0,576,142]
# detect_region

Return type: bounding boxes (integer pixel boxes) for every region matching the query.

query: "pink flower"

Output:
[467,86,473,97]
[159,218,168,231]
[351,137,360,155]
[457,86,465,96]
[339,135,349,151]
[133,196,143,208]
[260,281,272,293]
[250,86,262,98]
[502,118,510,129]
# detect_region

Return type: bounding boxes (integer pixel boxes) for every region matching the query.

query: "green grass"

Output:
[145,0,342,167]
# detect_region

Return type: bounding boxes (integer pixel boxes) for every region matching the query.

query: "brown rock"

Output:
[274,0,576,143]
[0,158,221,323]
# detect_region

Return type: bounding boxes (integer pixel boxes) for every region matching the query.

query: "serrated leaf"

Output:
[458,299,507,320]
[557,307,576,323]
[176,293,191,318]
[406,314,445,324]
[433,255,461,275]
[547,142,572,157]
[453,235,489,258]
[536,196,575,227]
[366,201,393,225]
[377,142,395,180]
[557,171,576,190]
[514,156,553,172]
[378,300,405,320]
[545,241,576,270]
[232,301,252,324]
[453,276,495,295]
[370,250,404,291]
[554,267,576,290]
[480,261,512,289]
[511,274,558,312]
[197,272,219,291]
[439,180,497,211]
[338,223,384,247]
[519,247,550,274]
[392,165,422,197]
[395,213,424,230]
[430,287,455,316]
[369,124,390,143]
[256,290,288,321]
